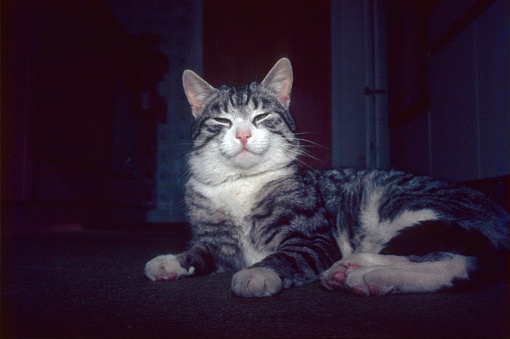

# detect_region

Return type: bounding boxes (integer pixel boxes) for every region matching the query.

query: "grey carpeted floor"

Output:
[2,225,510,338]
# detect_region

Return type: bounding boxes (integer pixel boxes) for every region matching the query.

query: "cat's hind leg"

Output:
[320,252,473,296]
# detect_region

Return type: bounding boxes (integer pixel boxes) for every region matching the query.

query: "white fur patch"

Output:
[359,254,469,294]
[323,253,470,295]
[242,238,270,267]
[341,253,410,266]
[231,267,282,297]
[393,209,438,228]
[188,169,289,224]
[337,230,353,258]
[358,188,438,253]
[359,190,383,230]
[144,254,195,281]
[374,209,439,244]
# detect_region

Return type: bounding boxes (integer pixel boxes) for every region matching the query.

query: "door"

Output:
[331,0,389,169]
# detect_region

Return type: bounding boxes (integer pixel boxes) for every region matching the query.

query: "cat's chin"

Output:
[230,151,262,169]
[227,147,295,173]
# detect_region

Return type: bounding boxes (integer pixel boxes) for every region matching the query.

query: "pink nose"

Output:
[236,128,252,147]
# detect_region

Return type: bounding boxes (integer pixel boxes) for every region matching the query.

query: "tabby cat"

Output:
[145,58,510,297]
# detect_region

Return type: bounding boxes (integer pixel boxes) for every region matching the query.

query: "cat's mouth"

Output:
[221,142,270,169]
[234,143,259,156]
[235,148,257,158]
[229,147,264,168]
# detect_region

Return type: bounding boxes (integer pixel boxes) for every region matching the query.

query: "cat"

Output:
[145,58,510,297]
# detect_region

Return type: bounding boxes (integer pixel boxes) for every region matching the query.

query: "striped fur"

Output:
[145,58,510,297]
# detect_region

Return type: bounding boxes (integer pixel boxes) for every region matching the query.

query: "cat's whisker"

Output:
[285,145,324,164]
[178,166,192,182]
[269,145,317,168]
[293,156,314,169]
[292,137,330,150]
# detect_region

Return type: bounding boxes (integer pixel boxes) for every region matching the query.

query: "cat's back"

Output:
[309,167,509,248]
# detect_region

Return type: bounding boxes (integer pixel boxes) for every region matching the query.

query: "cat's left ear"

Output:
[261,58,293,109]
[182,70,218,119]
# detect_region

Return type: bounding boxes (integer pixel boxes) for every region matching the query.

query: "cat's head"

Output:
[183,58,300,184]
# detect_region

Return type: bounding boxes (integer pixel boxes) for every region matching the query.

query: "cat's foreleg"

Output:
[231,237,339,297]
[144,243,215,281]
[231,267,282,297]
[320,252,472,296]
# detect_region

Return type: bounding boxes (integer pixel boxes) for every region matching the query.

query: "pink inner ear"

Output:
[279,94,290,105]
[191,104,203,118]
[182,70,217,118]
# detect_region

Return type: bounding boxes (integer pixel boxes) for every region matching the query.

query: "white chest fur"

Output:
[188,169,290,266]
[188,168,292,223]
[189,175,263,225]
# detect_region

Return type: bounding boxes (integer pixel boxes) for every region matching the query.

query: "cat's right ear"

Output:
[182,70,217,119]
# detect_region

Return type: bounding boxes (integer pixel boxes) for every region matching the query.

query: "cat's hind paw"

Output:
[321,253,408,296]
[321,262,385,296]
[320,261,358,291]
[144,254,195,281]
[321,254,410,296]
[231,267,282,298]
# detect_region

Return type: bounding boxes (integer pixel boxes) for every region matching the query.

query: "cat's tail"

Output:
[380,219,508,290]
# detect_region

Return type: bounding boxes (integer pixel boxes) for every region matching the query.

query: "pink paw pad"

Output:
[346,263,360,270]
[325,276,343,289]
[332,271,346,283]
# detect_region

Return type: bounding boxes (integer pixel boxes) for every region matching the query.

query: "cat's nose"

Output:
[236,128,252,147]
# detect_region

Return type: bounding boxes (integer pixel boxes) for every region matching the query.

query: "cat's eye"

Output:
[213,117,231,125]
[253,113,270,123]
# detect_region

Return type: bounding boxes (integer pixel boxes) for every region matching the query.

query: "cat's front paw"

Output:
[144,254,195,281]
[231,267,282,298]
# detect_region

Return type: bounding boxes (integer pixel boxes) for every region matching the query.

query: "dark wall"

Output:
[385,0,509,210]
[387,0,509,182]
[2,0,163,226]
